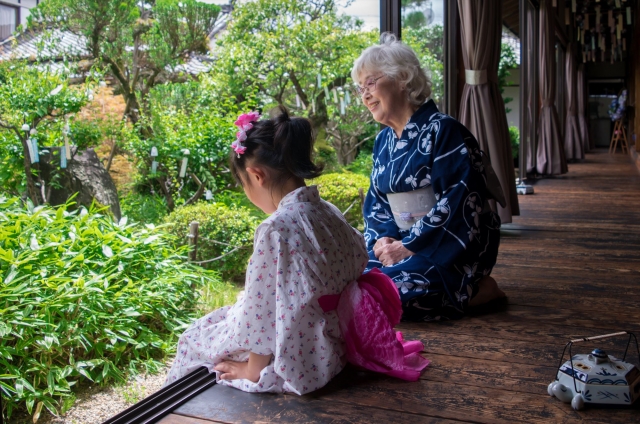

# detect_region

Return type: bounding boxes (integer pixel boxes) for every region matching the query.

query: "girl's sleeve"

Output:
[400,122,489,267]
[231,222,279,356]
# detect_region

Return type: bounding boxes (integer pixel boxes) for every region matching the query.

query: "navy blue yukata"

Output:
[363,100,501,321]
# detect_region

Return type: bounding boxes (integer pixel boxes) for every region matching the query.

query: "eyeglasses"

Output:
[354,75,385,96]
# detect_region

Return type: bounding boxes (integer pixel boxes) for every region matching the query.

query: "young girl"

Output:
[164,108,428,395]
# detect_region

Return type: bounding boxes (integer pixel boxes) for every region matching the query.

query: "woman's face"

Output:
[358,71,406,126]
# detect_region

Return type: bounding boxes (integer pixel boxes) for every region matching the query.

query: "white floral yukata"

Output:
[165,185,369,395]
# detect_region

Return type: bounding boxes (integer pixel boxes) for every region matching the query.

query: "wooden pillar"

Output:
[444,0,459,118]
[188,221,199,262]
[629,4,640,152]
[380,0,402,39]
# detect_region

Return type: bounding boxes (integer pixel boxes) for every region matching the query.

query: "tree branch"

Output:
[288,70,308,106]
[157,173,176,212]
[344,134,375,157]
[102,56,132,99]
[185,173,206,206]
[0,120,21,140]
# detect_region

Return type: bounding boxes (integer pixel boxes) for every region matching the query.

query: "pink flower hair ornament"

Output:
[232,111,261,157]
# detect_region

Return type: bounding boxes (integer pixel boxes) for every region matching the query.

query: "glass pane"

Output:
[340,0,380,31]
[401,0,445,110]
[0,5,17,42]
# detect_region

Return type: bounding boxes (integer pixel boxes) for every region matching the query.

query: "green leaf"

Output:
[0,322,11,337]
[143,235,160,245]
[33,400,44,422]
[102,244,114,258]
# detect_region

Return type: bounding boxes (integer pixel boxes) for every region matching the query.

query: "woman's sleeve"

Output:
[400,121,489,266]
[363,134,401,251]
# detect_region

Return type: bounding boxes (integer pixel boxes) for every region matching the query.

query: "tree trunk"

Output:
[21,136,42,206]
[158,175,176,212]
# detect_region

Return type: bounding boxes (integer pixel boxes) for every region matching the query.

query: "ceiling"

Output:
[503,0,521,37]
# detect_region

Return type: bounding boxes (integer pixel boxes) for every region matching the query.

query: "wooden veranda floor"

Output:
[159,150,640,424]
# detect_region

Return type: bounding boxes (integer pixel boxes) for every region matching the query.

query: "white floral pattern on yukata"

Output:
[165,185,369,395]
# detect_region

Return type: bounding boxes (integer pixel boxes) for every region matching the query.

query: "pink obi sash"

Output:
[318,268,430,381]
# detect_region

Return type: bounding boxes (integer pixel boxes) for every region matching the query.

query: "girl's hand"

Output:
[376,241,414,267]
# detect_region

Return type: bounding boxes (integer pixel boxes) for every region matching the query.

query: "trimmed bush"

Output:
[311,172,370,229]
[164,202,261,281]
[0,197,233,420]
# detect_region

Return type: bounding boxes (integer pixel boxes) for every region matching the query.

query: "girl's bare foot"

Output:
[468,276,506,307]
[214,352,272,383]
[215,360,259,382]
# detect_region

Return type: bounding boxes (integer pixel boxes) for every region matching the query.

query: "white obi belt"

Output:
[387,186,437,231]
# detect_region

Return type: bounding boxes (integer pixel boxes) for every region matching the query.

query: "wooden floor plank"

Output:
[173,383,463,424]
[471,304,640,332]
[157,414,223,424]
[400,318,640,347]
[420,353,556,394]
[168,150,640,423]
[503,289,640,315]
[313,373,640,424]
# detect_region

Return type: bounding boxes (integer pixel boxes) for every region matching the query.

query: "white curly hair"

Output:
[351,32,432,106]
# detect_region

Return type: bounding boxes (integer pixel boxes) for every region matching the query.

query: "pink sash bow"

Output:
[318,268,430,381]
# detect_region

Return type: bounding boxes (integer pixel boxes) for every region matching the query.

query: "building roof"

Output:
[0,9,231,75]
[0,28,89,61]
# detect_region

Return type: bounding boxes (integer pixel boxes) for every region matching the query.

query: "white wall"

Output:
[0,0,38,28]
[503,68,520,128]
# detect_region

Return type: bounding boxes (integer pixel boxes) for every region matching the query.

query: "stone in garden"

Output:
[39,147,121,220]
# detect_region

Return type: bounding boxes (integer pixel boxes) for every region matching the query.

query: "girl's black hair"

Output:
[230,106,323,187]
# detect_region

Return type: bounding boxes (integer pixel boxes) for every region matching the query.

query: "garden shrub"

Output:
[311,172,370,229]
[120,191,169,225]
[345,151,373,177]
[0,197,233,420]
[214,190,268,220]
[164,202,261,281]
[509,126,520,162]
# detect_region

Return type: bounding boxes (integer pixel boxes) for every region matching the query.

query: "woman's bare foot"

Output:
[215,360,259,382]
[468,276,506,307]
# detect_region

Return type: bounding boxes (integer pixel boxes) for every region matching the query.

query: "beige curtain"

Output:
[564,43,583,161]
[457,0,519,223]
[576,64,590,153]
[536,0,567,175]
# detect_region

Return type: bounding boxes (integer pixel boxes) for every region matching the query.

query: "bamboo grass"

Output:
[0,196,233,420]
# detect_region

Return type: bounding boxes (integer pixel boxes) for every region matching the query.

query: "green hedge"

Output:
[0,197,232,420]
[311,172,370,229]
[164,202,261,281]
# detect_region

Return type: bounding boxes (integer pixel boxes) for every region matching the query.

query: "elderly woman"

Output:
[354,34,506,321]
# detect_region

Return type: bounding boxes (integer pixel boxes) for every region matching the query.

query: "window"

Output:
[401,0,445,111]
[342,0,380,31]
[0,4,18,42]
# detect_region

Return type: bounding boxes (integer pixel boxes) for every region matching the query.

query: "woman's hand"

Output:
[374,239,414,267]
[373,237,396,254]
